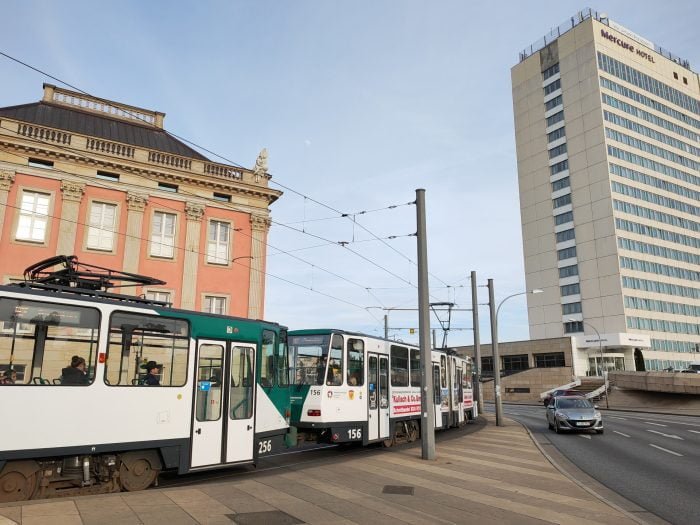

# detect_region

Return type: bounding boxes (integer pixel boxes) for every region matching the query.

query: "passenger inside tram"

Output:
[61,355,89,385]
[141,361,161,386]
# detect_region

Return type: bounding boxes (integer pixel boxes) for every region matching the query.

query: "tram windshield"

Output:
[288,333,331,386]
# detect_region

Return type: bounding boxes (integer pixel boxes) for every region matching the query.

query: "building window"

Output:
[556,228,575,243]
[558,246,577,261]
[96,170,119,182]
[534,352,565,367]
[207,220,231,265]
[550,159,569,176]
[481,356,493,374]
[158,182,178,193]
[150,212,176,258]
[28,158,53,169]
[213,192,231,202]
[547,127,566,143]
[560,283,580,296]
[559,265,579,278]
[562,302,582,315]
[551,177,570,192]
[542,63,559,80]
[554,211,573,225]
[546,111,565,127]
[203,295,227,315]
[503,354,529,371]
[552,194,571,209]
[545,95,563,111]
[145,290,171,304]
[16,191,50,242]
[548,143,568,159]
[564,321,583,333]
[543,79,561,96]
[87,202,117,251]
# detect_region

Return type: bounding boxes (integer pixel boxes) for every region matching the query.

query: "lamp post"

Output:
[488,281,542,426]
[570,318,603,376]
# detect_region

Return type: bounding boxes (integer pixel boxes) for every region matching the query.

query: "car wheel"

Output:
[554,420,561,434]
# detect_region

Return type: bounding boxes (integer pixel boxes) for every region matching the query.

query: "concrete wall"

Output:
[480,367,574,403]
[610,371,700,395]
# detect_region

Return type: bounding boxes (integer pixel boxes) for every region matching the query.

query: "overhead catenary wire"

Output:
[0,49,455,290]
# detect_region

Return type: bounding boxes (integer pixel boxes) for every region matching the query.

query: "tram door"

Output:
[191,341,256,468]
[367,354,390,441]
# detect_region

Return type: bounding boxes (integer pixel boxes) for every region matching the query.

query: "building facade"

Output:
[0,84,281,319]
[512,9,700,372]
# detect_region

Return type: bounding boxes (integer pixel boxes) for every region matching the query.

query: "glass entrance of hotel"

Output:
[588,355,625,376]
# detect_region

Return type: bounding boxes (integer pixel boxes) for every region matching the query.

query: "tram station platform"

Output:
[0,414,658,525]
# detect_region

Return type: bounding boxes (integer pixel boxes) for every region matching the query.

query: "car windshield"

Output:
[557,398,592,409]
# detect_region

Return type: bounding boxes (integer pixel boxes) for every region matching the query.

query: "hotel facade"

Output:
[512,9,700,373]
[0,84,281,319]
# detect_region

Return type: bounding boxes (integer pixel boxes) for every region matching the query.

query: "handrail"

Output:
[539,379,581,399]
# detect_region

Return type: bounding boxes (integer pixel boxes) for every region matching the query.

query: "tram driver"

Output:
[141,361,161,386]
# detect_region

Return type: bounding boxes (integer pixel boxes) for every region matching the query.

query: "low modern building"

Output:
[0,84,281,318]
[512,9,700,372]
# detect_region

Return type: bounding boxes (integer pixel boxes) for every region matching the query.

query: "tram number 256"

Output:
[258,439,273,454]
[347,428,362,440]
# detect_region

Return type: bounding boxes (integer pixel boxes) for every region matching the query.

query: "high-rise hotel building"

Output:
[512,9,699,372]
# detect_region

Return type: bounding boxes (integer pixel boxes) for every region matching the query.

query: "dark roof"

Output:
[0,102,209,161]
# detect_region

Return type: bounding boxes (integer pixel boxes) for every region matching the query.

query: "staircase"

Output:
[571,377,605,399]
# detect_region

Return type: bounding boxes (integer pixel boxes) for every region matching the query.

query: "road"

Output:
[485,402,700,525]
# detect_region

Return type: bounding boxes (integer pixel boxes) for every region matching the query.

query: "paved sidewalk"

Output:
[0,416,647,525]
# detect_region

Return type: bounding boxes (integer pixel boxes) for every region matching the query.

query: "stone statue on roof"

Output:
[253,148,268,182]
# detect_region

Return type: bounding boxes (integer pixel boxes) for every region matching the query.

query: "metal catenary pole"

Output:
[487,278,504,426]
[471,270,482,411]
[416,189,436,459]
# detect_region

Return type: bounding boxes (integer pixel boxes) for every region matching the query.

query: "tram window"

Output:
[347,338,364,386]
[288,334,330,386]
[196,344,223,421]
[260,330,275,387]
[105,311,189,386]
[433,365,441,402]
[390,345,409,386]
[0,298,100,386]
[276,329,289,387]
[440,355,447,388]
[327,334,343,386]
[409,349,420,386]
[230,346,253,419]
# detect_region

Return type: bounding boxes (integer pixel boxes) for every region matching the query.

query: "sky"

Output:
[1,1,698,346]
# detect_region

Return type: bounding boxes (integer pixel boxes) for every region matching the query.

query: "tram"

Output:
[0,256,292,502]
[288,329,475,447]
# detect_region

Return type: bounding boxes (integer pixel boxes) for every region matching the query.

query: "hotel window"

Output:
[563,321,583,333]
[16,191,50,242]
[554,211,573,225]
[552,193,571,209]
[544,95,563,111]
[558,246,577,261]
[551,176,570,192]
[547,127,566,143]
[145,290,171,304]
[546,111,565,127]
[150,211,176,258]
[556,228,575,243]
[543,79,561,96]
[86,202,117,251]
[558,265,579,278]
[562,302,582,315]
[548,143,567,159]
[207,220,231,265]
[203,296,227,315]
[542,63,559,80]
[560,283,580,296]
[550,159,568,175]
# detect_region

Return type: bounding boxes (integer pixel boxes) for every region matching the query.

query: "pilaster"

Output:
[122,193,148,274]
[56,181,85,256]
[247,214,271,319]
[181,202,206,310]
[0,170,16,244]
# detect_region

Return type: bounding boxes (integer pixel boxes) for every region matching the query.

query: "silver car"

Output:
[546,395,604,434]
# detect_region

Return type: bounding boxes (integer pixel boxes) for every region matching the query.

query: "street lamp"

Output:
[569,318,603,377]
[488,281,542,426]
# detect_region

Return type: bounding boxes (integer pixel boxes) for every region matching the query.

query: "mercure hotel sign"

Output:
[601,29,655,63]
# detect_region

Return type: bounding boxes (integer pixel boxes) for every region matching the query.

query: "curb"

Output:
[510,416,664,525]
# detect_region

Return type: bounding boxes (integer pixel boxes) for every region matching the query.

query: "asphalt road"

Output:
[485,402,700,525]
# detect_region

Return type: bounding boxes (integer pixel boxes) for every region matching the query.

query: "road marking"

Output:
[578,434,591,440]
[649,444,683,457]
[613,430,630,438]
[688,430,700,434]
[645,422,667,427]
[609,416,627,420]
[646,429,683,440]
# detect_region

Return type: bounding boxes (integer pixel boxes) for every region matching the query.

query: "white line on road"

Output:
[609,416,627,420]
[613,430,630,438]
[578,434,592,440]
[645,422,667,427]
[649,444,683,457]
[646,429,683,440]
[688,430,700,434]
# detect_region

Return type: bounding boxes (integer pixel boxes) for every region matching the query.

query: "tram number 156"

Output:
[347,428,362,440]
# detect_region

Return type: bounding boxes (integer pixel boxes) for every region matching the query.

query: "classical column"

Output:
[122,193,148,274]
[180,202,205,310]
[56,181,85,256]
[247,214,271,319]
[0,170,16,244]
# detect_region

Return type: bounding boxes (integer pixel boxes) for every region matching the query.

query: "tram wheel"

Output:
[406,422,419,443]
[382,436,394,448]
[119,458,159,492]
[0,466,37,503]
